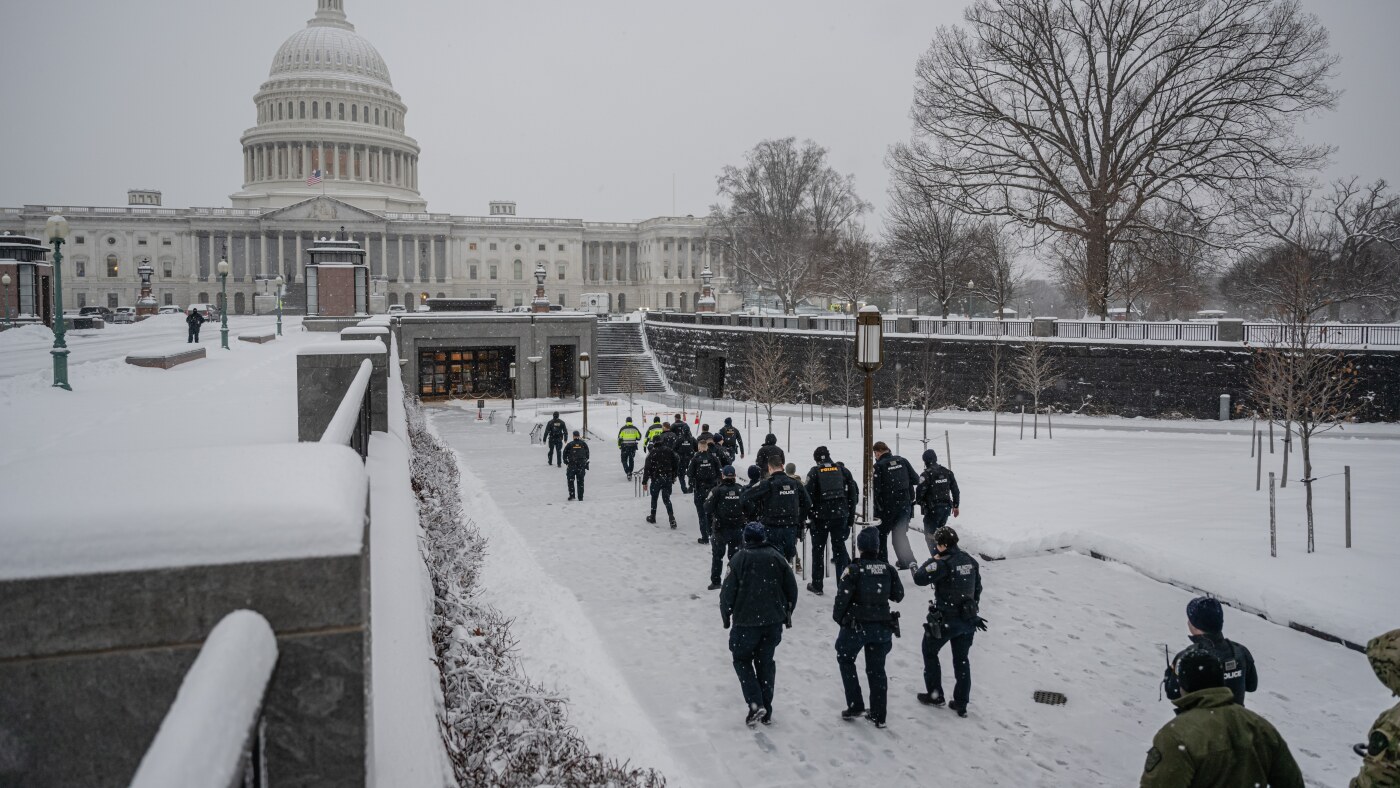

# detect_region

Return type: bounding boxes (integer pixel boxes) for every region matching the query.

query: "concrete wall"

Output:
[296,341,389,439]
[396,313,596,398]
[644,322,1400,421]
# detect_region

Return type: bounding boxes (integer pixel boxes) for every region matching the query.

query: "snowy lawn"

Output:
[430,398,1393,787]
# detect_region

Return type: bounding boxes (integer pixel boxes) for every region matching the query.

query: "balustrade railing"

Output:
[321,358,373,460]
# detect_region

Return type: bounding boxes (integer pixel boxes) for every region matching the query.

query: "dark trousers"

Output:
[729,623,784,710]
[649,481,674,518]
[877,505,917,567]
[693,487,715,539]
[809,519,852,591]
[677,455,692,493]
[768,525,797,561]
[923,629,975,708]
[835,623,894,722]
[567,467,585,500]
[710,525,741,584]
[620,446,637,476]
[547,440,563,465]
[923,504,952,557]
[187,326,200,343]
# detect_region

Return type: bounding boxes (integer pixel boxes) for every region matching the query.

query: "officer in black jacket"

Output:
[1163,596,1259,707]
[915,449,961,558]
[673,415,698,493]
[642,438,680,527]
[718,417,746,459]
[741,456,811,561]
[833,526,905,728]
[720,522,799,727]
[543,412,568,466]
[911,526,984,717]
[871,441,920,568]
[562,431,590,501]
[804,446,859,596]
[687,438,725,544]
[754,434,785,478]
[704,466,746,590]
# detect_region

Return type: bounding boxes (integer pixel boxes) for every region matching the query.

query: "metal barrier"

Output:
[321,358,373,461]
[1058,321,1217,341]
[128,611,277,788]
[1244,323,1400,346]
[917,319,1033,337]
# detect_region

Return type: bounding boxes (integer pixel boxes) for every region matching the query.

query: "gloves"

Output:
[585,462,591,470]
[722,617,731,630]
[974,617,989,632]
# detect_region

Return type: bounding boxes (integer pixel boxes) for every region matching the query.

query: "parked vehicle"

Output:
[387,304,407,315]
[79,305,114,321]
[158,305,182,315]
[187,303,219,321]
[112,306,137,324]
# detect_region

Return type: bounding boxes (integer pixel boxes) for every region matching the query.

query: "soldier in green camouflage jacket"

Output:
[1353,628,1400,788]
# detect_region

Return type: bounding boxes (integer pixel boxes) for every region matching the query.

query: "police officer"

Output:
[1352,629,1400,788]
[871,441,920,568]
[915,449,961,558]
[718,417,746,460]
[704,465,746,590]
[617,417,642,479]
[754,434,785,477]
[643,416,665,450]
[1163,597,1258,706]
[543,411,568,466]
[720,522,798,727]
[833,526,904,728]
[562,430,590,501]
[642,435,680,528]
[741,456,811,562]
[687,438,725,544]
[911,526,984,717]
[804,446,858,596]
[674,415,698,493]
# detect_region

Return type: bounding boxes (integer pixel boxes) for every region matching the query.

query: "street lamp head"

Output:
[1,273,9,286]
[45,214,69,242]
[509,362,517,379]
[856,304,883,370]
[217,258,230,277]
[578,351,591,380]
[274,275,284,286]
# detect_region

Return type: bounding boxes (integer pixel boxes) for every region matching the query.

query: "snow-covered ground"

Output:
[430,397,1396,787]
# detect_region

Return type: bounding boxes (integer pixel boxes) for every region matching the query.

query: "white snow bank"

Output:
[0,323,56,348]
[0,443,367,580]
[125,344,207,360]
[128,610,277,788]
[296,340,386,355]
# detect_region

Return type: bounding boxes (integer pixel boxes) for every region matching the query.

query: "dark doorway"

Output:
[698,353,726,398]
[418,346,517,399]
[40,276,52,328]
[549,344,576,398]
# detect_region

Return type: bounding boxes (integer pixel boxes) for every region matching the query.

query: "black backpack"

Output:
[695,456,720,487]
[716,487,744,524]
[815,463,846,500]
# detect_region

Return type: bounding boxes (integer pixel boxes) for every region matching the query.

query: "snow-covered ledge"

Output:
[0,443,372,788]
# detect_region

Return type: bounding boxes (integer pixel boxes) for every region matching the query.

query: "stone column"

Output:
[429,234,437,283]
[277,232,285,279]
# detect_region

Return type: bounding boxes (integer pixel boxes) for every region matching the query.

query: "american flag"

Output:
[306,168,323,186]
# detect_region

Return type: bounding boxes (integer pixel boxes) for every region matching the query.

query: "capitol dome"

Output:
[232,0,426,213]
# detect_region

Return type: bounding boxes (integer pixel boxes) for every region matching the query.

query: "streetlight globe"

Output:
[217,258,230,277]
[578,351,591,380]
[45,214,69,242]
[856,304,883,369]
[1,273,9,286]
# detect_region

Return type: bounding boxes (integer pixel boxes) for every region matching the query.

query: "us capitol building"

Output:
[0,0,739,315]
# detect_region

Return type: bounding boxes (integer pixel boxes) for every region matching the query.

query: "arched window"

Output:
[324,101,331,118]
[387,292,398,307]
[363,106,369,122]
[617,293,626,311]
[351,105,357,121]
[513,260,523,279]
[680,292,687,311]
[277,103,283,120]
[106,254,119,277]
[436,292,446,299]
[312,102,319,119]
[374,107,380,125]
[299,101,306,119]
[665,292,674,308]
[287,101,293,118]
[338,103,345,120]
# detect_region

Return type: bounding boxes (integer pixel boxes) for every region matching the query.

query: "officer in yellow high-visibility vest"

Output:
[617,417,643,479]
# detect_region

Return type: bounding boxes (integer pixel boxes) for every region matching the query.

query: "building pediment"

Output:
[262,196,384,224]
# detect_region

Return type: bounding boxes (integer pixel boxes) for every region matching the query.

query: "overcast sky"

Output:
[3,0,1396,227]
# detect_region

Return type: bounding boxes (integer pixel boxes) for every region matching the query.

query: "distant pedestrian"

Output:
[186,307,205,343]
[674,416,698,493]
[1350,628,1400,788]
[915,449,960,558]
[804,446,858,596]
[912,526,985,718]
[1141,649,1303,788]
[562,431,589,501]
[718,417,745,459]
[543,412,567,466]
[1163,597,1258,707]
[644,416,665,449]
[720,522,798,727]
[642,436,680,528]
[833,527,904,728]
[704,466,746,590]
[871,441,920,568]
[617,417,642,478]
[687,438,724,544]
[754,434,785,477]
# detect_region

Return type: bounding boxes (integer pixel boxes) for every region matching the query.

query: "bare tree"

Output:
[835,336,859,409]
[618,356,643,416]
[739,329,796,432]
[968,223,1024,320]
[1137,210,1220,320]
[1248,345,1358,552]
[713,138,870,314]
[984,340,1011,456]
[1013,339,1062,438]
[799,344,829,418]
[883,179,978,317]
[819,223,890,314]
[892,0,1339,320]
[910,344,945,444]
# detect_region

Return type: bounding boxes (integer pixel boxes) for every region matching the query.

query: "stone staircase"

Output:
[593,322,667,395]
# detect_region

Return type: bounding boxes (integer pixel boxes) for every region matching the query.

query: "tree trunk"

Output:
[992,407,998,456]
[1033,394,1039,438]
[1086,220,1111,321]
[1280,420,1291,488]
[1301,426,1315,553]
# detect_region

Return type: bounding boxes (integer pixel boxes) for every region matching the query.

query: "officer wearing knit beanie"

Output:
[1163,596,1259,706]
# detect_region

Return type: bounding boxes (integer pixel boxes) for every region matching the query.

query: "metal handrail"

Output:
[321,359,373,460]
[128,611,278,788]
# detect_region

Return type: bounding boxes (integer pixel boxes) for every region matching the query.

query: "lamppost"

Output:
[46,214,71,391]
[2,273,11,328]
[508,361,517,417]
[578,352,591,439]
[855,305,884,533]
[274,274,285,336]
[217,256,230,349]
[965,279,975,319]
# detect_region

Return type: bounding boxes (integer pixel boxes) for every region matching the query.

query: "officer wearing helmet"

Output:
[804,445,859,596]
[911,525,984,717]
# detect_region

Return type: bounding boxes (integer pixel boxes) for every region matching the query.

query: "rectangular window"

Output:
[469,265,478,280]
[75,261,86,278]
[489,265,498,280]
[557,263,566,280]
[107,258,119,277]
[558,243,565,252]
[512,261,523,279]
[75,236,85,245]
[163,262,173,278]
[77,292,87,307]
[138,238,148,246]
[514,291,524,307]
[469,242,477,251]
[163,293,173,305]
[558,293,566,307]
[489,243,497,251]
[162,238,172,246]
[107,293,119,309]
[538,244,545,251]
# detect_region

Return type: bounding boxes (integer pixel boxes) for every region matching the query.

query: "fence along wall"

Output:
[643,321,1400,421]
